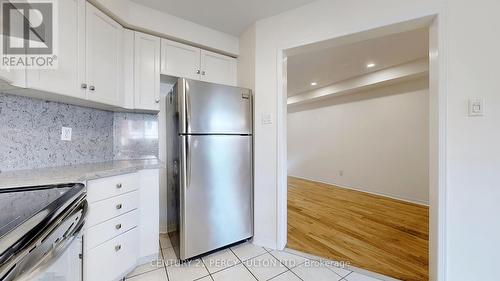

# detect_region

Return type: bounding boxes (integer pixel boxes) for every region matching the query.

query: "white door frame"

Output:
[274,15,447,281]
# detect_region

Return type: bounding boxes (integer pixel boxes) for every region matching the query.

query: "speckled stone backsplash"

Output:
[113,112,159,160]
[0,93,158,172]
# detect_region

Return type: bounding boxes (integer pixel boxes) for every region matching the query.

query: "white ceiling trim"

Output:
[288,59,429,106]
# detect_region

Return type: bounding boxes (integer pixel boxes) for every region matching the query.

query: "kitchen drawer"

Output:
[86,209,139,250]
[87,173,139,203]
[87,191,139,227]
[85,228,139,281]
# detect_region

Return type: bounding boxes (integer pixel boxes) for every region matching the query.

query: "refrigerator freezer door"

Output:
[179,79,252,135]
[179,135,253,260]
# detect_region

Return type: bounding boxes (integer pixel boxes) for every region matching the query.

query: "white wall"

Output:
[237,24,256,90]
[239,0,500,280]
[287,79,429,205]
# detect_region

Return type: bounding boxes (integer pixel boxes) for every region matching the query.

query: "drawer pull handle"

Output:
[116,183,122,188]
[116,203,123,210]
[115,245,122,251]
[115,223,122,230]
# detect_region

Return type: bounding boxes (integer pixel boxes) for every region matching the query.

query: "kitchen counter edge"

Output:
[0,159,165,189]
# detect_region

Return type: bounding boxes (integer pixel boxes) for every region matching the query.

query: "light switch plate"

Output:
[262,113,273,125]
[468,98,484,116]
[61,127,72,141]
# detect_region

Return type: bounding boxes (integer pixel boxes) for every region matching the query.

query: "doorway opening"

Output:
[278,18,443,280]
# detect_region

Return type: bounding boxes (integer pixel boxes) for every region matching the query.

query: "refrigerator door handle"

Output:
[179,79,187,134]
[186,91,191,133]
[185,136,191,189]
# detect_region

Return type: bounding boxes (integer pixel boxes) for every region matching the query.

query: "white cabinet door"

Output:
[200,50,237,86]
[26,0,85,99]
[0,66,25,90]
[85,228,139,281]
[134,32,160,111]
[122,29,135,109]
[0,47,16,85]
[161,39,200,80]
[86,2,123,106]
[138,169,159,260]
[0,9,26,89]
[0,67,16,89]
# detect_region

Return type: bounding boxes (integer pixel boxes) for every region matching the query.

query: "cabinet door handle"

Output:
[115,223,122,230]
[116,183,122,189]
[81,83,87,89]
[115,245,122,251]
[116,203,122,210]
[89,85,95,91]
[155,99,160,103]
[201,71,206,76]
[196,69,200,74]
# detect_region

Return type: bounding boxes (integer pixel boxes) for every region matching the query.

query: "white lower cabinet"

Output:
[86,191,139,226]
[84,170,159,281]
[85,228,139,281]
[86,210,139,249]
[138,169,160,260]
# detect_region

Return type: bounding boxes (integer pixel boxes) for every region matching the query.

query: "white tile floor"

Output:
[125,234,398,281]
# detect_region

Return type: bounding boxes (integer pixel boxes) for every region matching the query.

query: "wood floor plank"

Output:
[287,177,429,281]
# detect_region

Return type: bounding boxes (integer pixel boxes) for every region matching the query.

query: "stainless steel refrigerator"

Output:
[166,78,253,261]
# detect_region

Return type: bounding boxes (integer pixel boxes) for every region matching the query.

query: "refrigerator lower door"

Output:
[180,135,253,260]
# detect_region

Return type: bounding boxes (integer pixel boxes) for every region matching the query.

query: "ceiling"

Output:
[131,0,316,36]
[287,28,429,97]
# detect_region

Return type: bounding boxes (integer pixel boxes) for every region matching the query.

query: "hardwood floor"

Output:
[287,177,429,281]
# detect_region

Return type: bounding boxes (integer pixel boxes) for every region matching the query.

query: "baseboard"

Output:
[288,175,429,207]
[137,253,159,265]
[251,237,277,250]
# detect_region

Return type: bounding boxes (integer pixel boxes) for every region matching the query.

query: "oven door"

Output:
[3,198,87,281]
[20,233,83,281]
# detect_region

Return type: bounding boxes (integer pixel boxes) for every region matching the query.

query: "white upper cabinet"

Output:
[0,51,16,86]
[161,39,201,80]
[0,67,17,90]
[122,29,135,109]
[0,14,26,90]
[86,2,123,106]
[26,0,85,99]
[134,31,161,111]
[200,50,237,86]
[3,2,237,109]
[161,39,237,86]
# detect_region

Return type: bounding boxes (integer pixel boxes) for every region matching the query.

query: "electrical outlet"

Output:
[61,127,72,141]
[339,170,344,176]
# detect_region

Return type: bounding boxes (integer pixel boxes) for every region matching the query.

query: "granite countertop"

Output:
[0,159,165,189]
